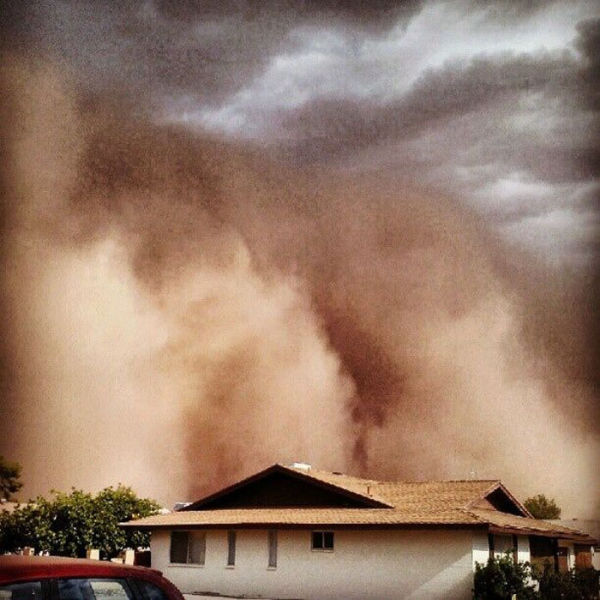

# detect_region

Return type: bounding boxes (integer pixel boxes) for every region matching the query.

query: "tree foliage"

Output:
[0,485,159,559]
[473,553,538,600]
[0,456,23,500]
[534,562,599,600]
[474,554,599,600]
[524,494,562,520]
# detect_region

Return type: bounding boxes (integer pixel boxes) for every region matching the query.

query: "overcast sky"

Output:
[9,0,596,266]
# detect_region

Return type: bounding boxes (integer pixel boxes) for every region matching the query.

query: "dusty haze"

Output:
[1,51,598,517]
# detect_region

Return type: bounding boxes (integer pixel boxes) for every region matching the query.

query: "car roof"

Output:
[0,556,165,585]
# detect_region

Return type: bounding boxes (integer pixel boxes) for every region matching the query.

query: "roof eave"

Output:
[488,524,597,544]
[121,521,488,531]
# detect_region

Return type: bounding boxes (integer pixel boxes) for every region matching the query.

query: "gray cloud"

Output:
[272,52,575,162]
[1,0,423,108]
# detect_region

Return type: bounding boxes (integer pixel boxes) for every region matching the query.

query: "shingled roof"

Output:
[122,464,596,544]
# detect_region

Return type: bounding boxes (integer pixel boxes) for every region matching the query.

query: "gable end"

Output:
[182,465,390,510]
[470,483,532,517]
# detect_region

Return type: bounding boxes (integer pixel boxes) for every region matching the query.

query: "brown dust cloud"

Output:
[1,52,599,517]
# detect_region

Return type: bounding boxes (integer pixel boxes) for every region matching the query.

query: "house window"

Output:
[170,531,206,565]
[268,530,277,568]
[489,533,514,560]
[227,530,236,566]
[311,531,334,552]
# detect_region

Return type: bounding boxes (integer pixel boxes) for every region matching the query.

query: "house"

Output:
[123,463,597,600]
[549,519,600,570]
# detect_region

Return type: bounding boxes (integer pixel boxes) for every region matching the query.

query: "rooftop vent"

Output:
[290,462,311,471]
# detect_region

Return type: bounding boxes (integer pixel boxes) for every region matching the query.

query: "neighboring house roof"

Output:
[550,520,600,547]
[122,464,596,544]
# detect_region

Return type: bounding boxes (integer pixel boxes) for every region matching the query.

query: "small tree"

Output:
[0,456,23,500]
[0,485,159,559]
[532,562,598,600]
[524,494,561,520]
[473,553,538,600]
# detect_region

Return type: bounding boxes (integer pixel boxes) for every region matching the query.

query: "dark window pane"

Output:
[58,579,93,600]
[188,532,206,565]
[135,581,169,600]
[268,530,277,568]
[0,582,43,600]
[227,530,236,566]
[312,531,334,551]
[89,580,132,600]
[170,531,189,563]
[311,531,323,549]
[58,579,132,600]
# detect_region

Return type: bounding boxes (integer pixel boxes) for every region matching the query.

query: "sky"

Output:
[1,1,599,517]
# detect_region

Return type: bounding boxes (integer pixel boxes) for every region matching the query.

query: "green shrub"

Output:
[0,485,159,559]
[473,553,599,600]
[473,552,538,600]
[573,568,600,600]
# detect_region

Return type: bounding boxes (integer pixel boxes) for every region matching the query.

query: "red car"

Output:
[0,555,184,600]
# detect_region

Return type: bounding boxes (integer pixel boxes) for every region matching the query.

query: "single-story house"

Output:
[123,463,597,600]
[550,519,600,570]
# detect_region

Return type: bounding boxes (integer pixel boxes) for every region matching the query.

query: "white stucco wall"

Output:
[517,535,530,564]
[152,528,480,600]
[471,531,489,569]
[471,532,530,569]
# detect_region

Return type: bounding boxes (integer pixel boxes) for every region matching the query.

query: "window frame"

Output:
[267,529,277,569]
[169,530,206,566]
[54,578,135,600]
[226,530,236,567]
[311,530,334,552]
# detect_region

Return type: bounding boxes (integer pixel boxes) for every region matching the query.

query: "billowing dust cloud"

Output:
[1,56,598,516]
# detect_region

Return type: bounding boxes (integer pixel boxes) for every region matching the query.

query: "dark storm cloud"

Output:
[274,51,576,165]
[253,12,598,270]
[154,0,423,28]
[575,18,600,109]
[1,0,423,107]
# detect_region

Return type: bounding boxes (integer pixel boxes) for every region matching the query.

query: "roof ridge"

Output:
[287,466,501,486]
[375,479,501,484]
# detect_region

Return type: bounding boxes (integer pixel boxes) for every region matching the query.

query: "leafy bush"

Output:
[0,485,159,559]
[534,563,599,600]
[473,553,538,600]
[574,568,600,600]
[474,552,600,600]
[0,456,23,500]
